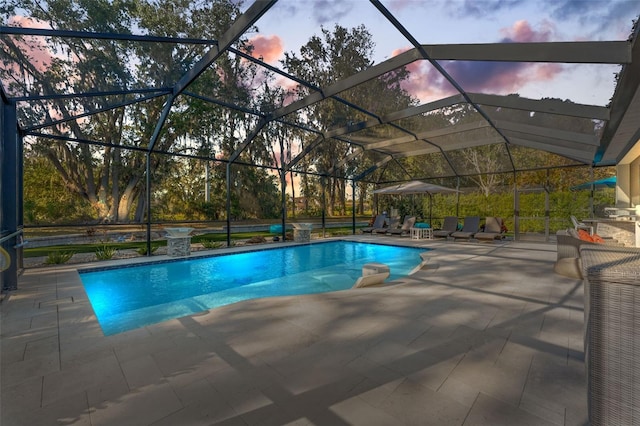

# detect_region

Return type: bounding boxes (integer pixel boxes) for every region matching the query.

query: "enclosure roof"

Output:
[2,0,640,182]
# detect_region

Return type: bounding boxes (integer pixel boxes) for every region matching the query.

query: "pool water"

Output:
[80,241,427,335]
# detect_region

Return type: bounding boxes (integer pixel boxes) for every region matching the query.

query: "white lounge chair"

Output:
[571,215,593,235]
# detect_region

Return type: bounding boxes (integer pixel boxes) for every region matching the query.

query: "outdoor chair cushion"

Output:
[475,217,505,241]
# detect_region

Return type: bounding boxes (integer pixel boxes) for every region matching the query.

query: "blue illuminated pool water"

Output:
[80,241,427,335]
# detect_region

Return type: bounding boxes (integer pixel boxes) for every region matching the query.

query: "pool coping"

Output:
[76,237,434,273]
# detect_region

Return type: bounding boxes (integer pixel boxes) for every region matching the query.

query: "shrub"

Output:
[201,239,224,249]
[45,251,75,265]
[95,244,118,260]
[136,244,159,255]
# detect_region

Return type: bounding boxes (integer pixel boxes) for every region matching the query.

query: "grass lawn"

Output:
[24,228,358,258]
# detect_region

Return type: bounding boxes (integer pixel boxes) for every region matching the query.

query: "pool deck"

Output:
[1,236,587,425]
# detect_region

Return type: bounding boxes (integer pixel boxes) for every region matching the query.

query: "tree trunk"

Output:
[358,182,365,214]
[117,178,141,222]
[134,194,146,222]
[290,170,296,218]
[328,177,335,216]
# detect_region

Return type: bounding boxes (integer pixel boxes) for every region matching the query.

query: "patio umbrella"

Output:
[373,181,460,224]
[570,176,616,190]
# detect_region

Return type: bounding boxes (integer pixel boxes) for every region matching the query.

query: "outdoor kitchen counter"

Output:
[582,218,640,247]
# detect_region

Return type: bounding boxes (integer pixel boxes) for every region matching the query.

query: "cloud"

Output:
[499,19,556,42]
[248,34,284,64]
[390,20,565,102]
[266,0,356,27]
[311,0,354,25]
[390,47,457,102]
[591,1,639,39]
[450,0,524,18]
[544,0,591,20]
[9,15,51,30]
[542,0,637,39]
[6,16,55,73]
[386,0,416,12]
[442,61,562,94]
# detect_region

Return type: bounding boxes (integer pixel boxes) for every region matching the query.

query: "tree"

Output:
[1,0,262,223]
[281,24,414,216]
[22,147,94,224]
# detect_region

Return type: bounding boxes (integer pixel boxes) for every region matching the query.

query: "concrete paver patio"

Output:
[1,238,587,425]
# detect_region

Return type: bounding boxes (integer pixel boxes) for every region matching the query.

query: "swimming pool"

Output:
[80,241,427,335]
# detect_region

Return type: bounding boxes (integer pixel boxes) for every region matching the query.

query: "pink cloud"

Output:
[9,15,51,30]
[6,16,55,73]
[389,20,565,103]
[390,47,458,102]
[500,19,556,42]
[248,34,284,64]
[275,76,300,107]
[386,0,413,12]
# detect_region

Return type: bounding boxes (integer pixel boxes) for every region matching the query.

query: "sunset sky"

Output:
[243,0,639,106]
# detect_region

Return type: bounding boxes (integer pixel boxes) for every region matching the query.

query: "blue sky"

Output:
[244,0,640,105]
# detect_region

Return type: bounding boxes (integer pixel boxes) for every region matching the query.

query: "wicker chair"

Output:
[580,245,640,426]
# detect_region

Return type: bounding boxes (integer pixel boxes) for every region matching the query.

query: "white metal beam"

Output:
[500,129,599,152]
[363,121,490,150]
[494,120,600,146]
[507,137,594,163]
[271,49,423,121]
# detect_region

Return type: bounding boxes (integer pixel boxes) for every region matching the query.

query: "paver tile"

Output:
[1,240,588,425]
[463,393,555,426]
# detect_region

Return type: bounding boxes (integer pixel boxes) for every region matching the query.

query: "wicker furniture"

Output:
[580,246,640,425]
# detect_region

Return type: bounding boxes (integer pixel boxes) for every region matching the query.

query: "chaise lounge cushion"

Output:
[554,257,583,279]
[474,217,505,241]
[433,216,458,238]
[387,216,416,235]
[554,228,608,279]
[451,216,480,240]
[361,214,386,233]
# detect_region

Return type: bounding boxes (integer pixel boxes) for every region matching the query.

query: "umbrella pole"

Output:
[590,168,594,218]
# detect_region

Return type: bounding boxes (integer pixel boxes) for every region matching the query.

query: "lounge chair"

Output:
[451,216,480,240]
[571,215,593,235]
[361,214,386,233]
[474,217,505,241]
[387,216,416,236]
[374,216,400,234]
[433,216,458,238]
